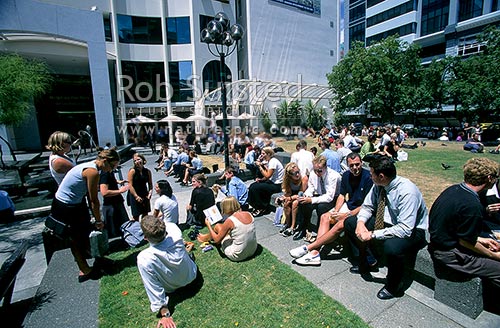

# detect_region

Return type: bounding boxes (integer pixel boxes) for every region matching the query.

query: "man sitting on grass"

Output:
[137,215,198,328]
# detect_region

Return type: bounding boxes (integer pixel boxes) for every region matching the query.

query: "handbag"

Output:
[45,215,71,240]
[89,230,109,258]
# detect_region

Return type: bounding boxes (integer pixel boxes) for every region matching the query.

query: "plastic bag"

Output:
[89,230,109,258]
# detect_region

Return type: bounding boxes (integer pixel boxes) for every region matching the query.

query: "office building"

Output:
[0,0,338,150]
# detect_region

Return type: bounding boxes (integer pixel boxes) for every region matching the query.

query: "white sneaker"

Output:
[295,252,321,266]
[289,245,308,258]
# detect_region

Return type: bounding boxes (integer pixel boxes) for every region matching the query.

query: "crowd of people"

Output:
[42,123,500,327]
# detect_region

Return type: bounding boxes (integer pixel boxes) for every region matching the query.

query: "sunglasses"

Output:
[314,168,324,173]
[288,171,300,176]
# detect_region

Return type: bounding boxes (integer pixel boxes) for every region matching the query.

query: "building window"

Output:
[367,1,416,28]
[104,13,112,42]
[367,0,385,8]
[366,22,417,45]
[169,61,193,102]
[349,22,365,48]
[167,17,191,44]
[457,36,485,57]
[421,0,449,36]
[121,61,166,103]
[199,14,215,41]
[117,14,162,44]
[459,0,484,22]
[202,60,232,93]
[330,50,334,56]
[349,3,366,23]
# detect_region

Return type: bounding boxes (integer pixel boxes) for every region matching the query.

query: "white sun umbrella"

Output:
[186,114,210,121]
[214,113,238,120]
[126,115,157,124]
[159,115,183,122]
[237,112,257,119]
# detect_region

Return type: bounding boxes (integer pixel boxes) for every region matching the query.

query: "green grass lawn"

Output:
[99,138,499,328]
[99,242,369,328]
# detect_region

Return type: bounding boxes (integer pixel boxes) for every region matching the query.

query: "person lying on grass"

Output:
[137,215,198,328]
[197,196,258,262]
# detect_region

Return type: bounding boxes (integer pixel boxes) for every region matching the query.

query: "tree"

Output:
[276,100,301,129]
[0,54,52,125]
[0,54,52,163]
[327,36,422,122]
[303,100,325,131]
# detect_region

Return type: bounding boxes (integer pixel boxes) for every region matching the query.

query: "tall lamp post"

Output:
[201,12,244,169]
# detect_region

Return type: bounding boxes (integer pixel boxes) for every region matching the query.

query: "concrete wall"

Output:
[246,0,338,84]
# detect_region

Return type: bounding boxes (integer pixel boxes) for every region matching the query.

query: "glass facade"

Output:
[366,22,417,45]
[349,3,366,22]
[367,1,416,28]
[117,14,162,44]
[121,61,166,103]
[459,0,483,22]
[349,22,365,48]
[167,17,191,44]
[104,13,112,42]
[169,61,193,102]
[421,0,449,36]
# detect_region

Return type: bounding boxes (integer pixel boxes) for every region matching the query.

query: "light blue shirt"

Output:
[358,176,429,240]
[175,152,189,165]
[191,157,203,170]
[320,149,342,173]
[56,161,97,204]
[223,176,248,205]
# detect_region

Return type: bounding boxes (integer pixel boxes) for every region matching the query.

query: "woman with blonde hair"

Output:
[279,162,308,237]
[50,148,120,282]
[197,196,257,261]
[46,131,75,185]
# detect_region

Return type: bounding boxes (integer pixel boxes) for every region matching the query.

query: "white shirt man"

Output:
[137,216,198,328]
[290,140,314,176]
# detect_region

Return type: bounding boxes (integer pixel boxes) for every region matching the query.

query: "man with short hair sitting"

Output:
[289,152,372,266]
[137,216,198,328]
[293,155,341,241]
[429,158,500,314]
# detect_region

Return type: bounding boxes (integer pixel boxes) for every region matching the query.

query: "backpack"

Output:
[120,220,145,248]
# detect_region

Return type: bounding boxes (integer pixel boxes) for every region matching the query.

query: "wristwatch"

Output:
[371,232,376,239]
[162,311,171,318]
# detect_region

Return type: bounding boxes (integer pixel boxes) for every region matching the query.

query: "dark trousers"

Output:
[429,245,500,314]
[344,215,427,293]
[248,181,281,210]
[297,201,335,232]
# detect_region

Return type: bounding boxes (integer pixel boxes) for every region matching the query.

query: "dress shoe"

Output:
[293,229,306,241]
[377,287,395,300]
[349,265,378,274]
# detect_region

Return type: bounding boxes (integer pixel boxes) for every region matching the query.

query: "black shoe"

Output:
[349,265,378,274]
[377,287,395,300]
[293,229,306,241]
[176,178,183,183]
[78,268,103,283]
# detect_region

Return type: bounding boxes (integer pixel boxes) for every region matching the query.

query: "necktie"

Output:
[374,188,386,230]
[319,176,326,195]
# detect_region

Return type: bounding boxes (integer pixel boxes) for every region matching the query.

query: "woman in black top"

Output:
[127,153,153,220]
[186,173,215,227]
[99,167,129,238]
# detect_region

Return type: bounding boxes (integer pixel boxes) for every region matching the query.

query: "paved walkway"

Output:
[3,149,500,327]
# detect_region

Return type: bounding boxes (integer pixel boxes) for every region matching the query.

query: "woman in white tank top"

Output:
[197,196,257,262]
[46,131,76,185]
